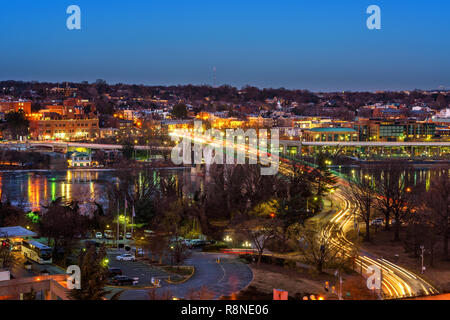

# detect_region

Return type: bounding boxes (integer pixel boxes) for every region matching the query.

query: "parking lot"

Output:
[106,249,170,287]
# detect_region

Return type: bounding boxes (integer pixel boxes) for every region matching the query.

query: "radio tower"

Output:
[213,66,217,88]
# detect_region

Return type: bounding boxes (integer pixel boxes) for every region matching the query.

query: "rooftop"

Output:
[307,127,357,133]
[0,226,36,238]
[68,152,91,158]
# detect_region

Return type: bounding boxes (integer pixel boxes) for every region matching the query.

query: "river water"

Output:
[0,168,198,212]
[0,165,448,212]
[334,164,449,191]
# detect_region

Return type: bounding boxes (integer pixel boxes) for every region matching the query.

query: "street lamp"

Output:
[102,258,109,267]
[242,241,252,248]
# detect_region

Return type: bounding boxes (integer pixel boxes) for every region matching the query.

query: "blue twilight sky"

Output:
[0,0,449,91]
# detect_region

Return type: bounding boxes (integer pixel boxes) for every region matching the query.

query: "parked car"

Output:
[111,275,138,286]
[116,254,136,262]
[135,248,145,257]
[370,218,384,226]
[104,230,113,239]
[125,232,133,240]
[144,230,154,238]
[108,267,122,278]
[170,236,184,243]
[181,239,192,247]
[189,240,210,248]
[95,232,103,239]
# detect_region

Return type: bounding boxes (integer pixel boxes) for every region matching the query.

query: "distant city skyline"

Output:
[1,0,450,91]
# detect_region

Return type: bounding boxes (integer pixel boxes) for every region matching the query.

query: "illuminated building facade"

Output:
[355,119,436,142]
[303,127,359,142]
[27,102,99,141]
[0,101,32,115]
[67,152,92,168]
[29,117,99,141]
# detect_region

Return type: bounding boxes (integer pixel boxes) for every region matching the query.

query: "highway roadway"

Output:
[174,131,440,299]
[323,192,438,299]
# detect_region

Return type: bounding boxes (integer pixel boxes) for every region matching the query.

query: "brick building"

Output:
[0,101,32,115]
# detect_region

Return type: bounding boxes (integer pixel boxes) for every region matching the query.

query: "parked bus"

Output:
[21,240,52,264]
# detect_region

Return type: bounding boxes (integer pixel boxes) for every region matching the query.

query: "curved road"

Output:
[325,192,438,299]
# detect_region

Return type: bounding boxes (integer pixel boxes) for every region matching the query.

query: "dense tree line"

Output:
[1,80,448,110]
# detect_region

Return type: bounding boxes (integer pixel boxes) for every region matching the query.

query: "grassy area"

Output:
[161,266,195,284]
[161,266,194,276]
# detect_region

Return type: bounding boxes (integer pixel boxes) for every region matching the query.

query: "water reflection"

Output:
[336,165,449,192]
[0,169,193,212]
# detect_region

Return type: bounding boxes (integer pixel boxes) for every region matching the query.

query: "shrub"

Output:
[202,242,230,252]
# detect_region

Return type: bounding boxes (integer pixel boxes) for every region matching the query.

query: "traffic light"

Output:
[325,281,330,292]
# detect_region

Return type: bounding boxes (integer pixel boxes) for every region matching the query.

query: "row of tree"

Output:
[345,164,449,262]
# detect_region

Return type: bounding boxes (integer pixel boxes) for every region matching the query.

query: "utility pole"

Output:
[116,201,120,248]
[420,245,425,274]
[131,205,135,236]
[334,270,343,300]
[124,200,127,239]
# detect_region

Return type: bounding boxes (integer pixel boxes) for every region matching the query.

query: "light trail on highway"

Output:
[171,130,439,299]
[321,191,438,299]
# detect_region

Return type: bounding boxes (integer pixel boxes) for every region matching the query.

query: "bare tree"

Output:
[376,163,413,241]
[0,233,13,269]
[421,171,450,261]
[207,164,281,220]
[404,209,439,266]
[39,198,90,264]
[237,217,278,265]
[147,288,173,300]
[290,221,347,273]
[0,201,28,227]
[344,175,376,242]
